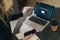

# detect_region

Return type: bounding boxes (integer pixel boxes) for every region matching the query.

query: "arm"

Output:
[0,19,6,38]
[0,19,5,28]
[9,12,23,21]
[8,6,33,21]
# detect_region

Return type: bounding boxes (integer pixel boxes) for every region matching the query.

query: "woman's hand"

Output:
[21,6,33,16]
[23,34,32,40]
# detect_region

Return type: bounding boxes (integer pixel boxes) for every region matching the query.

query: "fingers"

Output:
[21,6,34,16]
[23,6,33,11]
[24,6,34,9]
[23,34,32,40]
[25,34,32,38]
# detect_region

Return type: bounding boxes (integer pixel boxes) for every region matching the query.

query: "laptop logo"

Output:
[40,7,48,15]
[41,10,45,15]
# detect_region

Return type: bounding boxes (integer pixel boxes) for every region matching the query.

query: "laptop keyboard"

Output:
[29,16,47,26]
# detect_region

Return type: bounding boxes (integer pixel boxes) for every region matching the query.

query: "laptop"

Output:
[24,2,55,31]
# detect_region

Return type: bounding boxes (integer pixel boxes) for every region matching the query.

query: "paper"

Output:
[19,23,40,40]
[20,23,34,33]
[16,33,24,39]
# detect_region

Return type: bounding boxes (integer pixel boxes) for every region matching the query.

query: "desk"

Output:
[16,23,40,40]
[15,8,60,40]
[20,17,46,32]
[16,16,47,40]
[16,8,60,40]
[16,18,60,40]
[16,24,60,40]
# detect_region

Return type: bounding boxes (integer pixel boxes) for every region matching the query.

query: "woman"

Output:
[0,0,32,40]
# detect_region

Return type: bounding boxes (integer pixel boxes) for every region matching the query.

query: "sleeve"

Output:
[0,19,4,27]
[9,12,23,21]
[0,20,6,40]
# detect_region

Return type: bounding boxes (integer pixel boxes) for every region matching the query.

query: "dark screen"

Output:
[34,2,55,21]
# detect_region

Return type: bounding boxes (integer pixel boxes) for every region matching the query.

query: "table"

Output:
[16,17,41,40]
[11,8,60,40]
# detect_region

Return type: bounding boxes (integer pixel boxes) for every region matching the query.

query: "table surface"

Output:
[16,8,60,40]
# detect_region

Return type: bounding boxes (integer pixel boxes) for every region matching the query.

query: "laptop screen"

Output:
[34,2,55,21]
